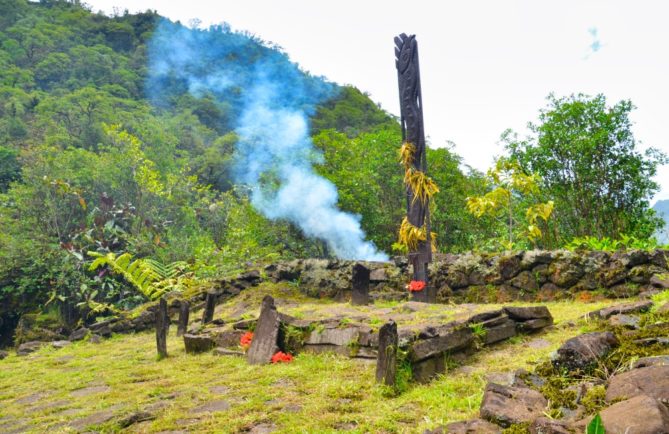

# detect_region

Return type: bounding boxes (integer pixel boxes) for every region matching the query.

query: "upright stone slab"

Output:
[155,298,169,359]
[376,320,398,386]
[246,295,281,365]
[202,292,216,325]
[351,263,370,306]
[177,300,190,337]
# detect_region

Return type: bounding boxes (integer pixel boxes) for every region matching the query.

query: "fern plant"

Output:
[88,252,188,300]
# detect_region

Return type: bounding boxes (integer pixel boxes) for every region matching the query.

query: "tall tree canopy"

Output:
[506,93,666,243]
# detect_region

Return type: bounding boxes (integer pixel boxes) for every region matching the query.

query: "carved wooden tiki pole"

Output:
[395,34,435,303]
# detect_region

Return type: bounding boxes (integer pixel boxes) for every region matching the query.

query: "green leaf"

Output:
[586,414,605,434]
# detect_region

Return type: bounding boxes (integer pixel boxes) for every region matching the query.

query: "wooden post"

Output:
[376,320,398,386]
[156,298,169,359]
[202,292,216,325]
[177,300,190,337]
[351,263,370,306]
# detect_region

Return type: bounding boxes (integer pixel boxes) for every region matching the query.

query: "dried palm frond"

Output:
[398,217,426,251]
[397,217,439,252]
[399,142,416,170]
[404,168,440,205]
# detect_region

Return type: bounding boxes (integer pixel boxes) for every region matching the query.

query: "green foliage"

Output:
[586,414,606,434]
[466,157,554,250]
[565,234,662,252]
[506,93,667,244]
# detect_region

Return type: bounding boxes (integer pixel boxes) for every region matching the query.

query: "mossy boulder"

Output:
[14,313,69,346]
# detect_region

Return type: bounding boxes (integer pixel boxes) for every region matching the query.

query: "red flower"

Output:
[240,331,254,350]
[271,351,293,363]
[408,280,426,292]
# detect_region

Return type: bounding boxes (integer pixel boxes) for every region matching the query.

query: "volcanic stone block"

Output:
[606,365,669,403]
[482,318,516,345]
[441,419,501,434]
[515,317,553,332]
[246,295,281,365]
[177,300,189,337]
[202,292,216,325]
[410,326,473,362]
[155,298,169,358]
[351,263,370,306]
[598,395,669,434]
[305,327,359,346]
[503,306,552,321]
[597,300,653,319]
[553,331,619,371]
[183,334,215,354]
[529,417,571,434]
[480,383,548,427]
[376,321,398,386]
[412,354,445,383]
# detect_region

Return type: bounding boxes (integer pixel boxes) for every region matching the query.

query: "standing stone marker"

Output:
[156,298,169,359]
[376,320,398,386]
[202,292,216,325]
[247,295,281,365]
[351,263,370,306]
[177,300,190,337]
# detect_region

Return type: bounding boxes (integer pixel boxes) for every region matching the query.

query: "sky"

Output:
[86,0,669,201]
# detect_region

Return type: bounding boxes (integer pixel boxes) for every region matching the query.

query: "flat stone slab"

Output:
[598,395,669,434]
[305,327,359,346]
[590,300,653,319]
[438,419,501,433]
[246,296,280,365]
[632,355,669,369]
[553,331,619,371]
[68,409,115,430]
[70,385,111,397]
[192,400,231,413]
[410,325,473,362]
[479,383,547,428]
[606,365,669,403]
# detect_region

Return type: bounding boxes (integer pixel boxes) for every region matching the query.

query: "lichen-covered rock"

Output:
[520,250,554,270]
[597,395,669,434]
[553,332,619,371]
[440,418,502,433]
[595,300,653,319]
[650,274,669,289]
[498,254,522,280]
[549,257,584,287]
[606,365,669,403]
[529,417,572,434]
[479,383,547,427]
[509,271,539,292]
[183,333,215,354]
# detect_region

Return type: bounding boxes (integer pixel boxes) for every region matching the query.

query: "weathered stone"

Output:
[17,341,46,356]
[68,409,115,430]
[467,310,504,325]
[351,263,370,306]
[657,301,669,314]
[516,317,553,332]
[213,347,244,357]
[597,300,653,319]
[369,268,387,282]
[520,250,554,269]
[51,340,71,349]
[608,314,639,329]
[412,354,445,383]
[202,292,216,325]
[156,298,169,358]
[634,337,669,346]
[549,259,584,287]
[119,411,155,428]
[247,295,281,365]
[303,343,351,356]
[509,270,539,292]
[376,321,397,386]
[210,328,244,348]
[482,319,516,345]
[192,399,230,413]
[632,355,669,369]
[410,326,473,362]
[553,331,619,371]
[70,385,111,397]
[598,395,669,434]
[69,327,89,341]
[503,306,552,321]
[528,417,572,434]
[479,383,547,427]
[353,346,377,359]
[232,319,256,330]
[441,418,501,433]
[606,365,669,403]
[608,283,641,298]
[650,274,669,289]
[446,270,469,289]
[498,255,522,280]
[649,250,669,267]
[177,301,189,337]
[0,350,7,360]
[615,249,650,268]
[183,334,215,354]
[306,327,359,346]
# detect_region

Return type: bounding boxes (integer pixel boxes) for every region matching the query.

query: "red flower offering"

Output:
[240,331,254,350]
[271,351,293,364]
[408,280,426,292]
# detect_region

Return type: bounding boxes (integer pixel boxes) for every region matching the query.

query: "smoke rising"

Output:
[147,21,388,261]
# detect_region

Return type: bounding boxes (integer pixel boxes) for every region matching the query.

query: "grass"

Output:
[0,294,622,433]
